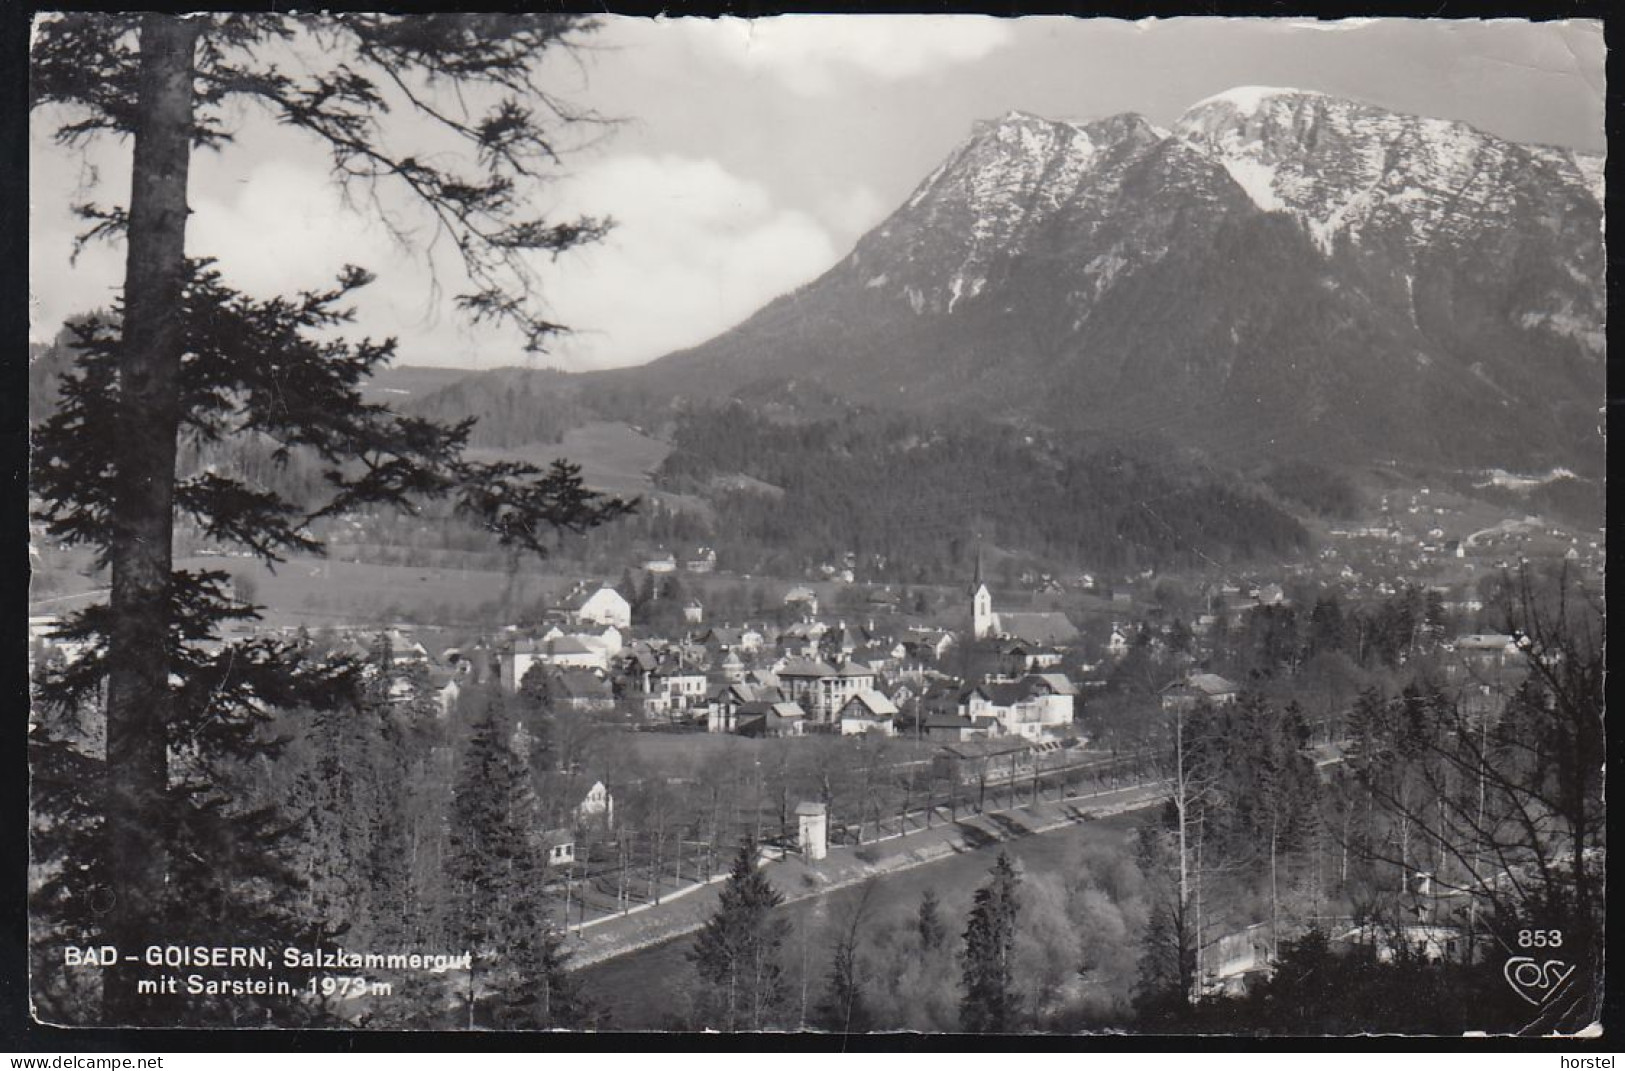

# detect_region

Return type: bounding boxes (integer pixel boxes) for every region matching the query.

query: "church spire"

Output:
[970,541,995,640]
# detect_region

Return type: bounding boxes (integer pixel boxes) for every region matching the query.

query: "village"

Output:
[30,493,1576,1001]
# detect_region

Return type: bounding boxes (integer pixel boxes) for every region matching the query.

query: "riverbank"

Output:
[564,777,1169,970]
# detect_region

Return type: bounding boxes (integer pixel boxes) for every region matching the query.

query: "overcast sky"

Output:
[29,15,1606,372]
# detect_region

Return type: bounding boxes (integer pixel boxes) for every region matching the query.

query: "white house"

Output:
[578,624,624,659]
[577,781,614,827]
[838,691,899,736]
[658,667,709,715]
[963,676,1075,739]
[570,586,631,630]
[1107,624,1132,658]
[541,829,576,868]
[544,636,608,673]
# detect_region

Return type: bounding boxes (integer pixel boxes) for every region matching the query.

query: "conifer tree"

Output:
[443,688,589,1029]
[916,888,947,952]
[30,13,634,1023]
[689,841,790,1031]
[362,702,426,949]
[959,851,1022,1033]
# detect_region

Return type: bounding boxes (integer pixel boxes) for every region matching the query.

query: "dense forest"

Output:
[650,402,1311,582]
[34,319,1317,585]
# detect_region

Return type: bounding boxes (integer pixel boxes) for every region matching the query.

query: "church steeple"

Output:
[970,542,995,640]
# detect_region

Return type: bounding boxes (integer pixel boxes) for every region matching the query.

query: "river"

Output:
[575,809,1144,1030]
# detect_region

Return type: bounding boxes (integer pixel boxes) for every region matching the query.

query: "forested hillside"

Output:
[650,402,1310,581]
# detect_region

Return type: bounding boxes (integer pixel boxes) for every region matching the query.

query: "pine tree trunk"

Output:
[102,13,199,1027]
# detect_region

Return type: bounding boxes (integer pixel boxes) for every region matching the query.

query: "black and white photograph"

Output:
[25,12,1606,1039]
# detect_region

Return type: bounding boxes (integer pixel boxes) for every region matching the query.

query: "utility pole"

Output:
[753,756,763,846]
[562,865,573,937]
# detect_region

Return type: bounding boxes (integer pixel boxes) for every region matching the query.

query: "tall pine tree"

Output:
[445,689,588,1030]
[959,851,1022,1033]
[30,14,633,1023]
[689,841,790,1031]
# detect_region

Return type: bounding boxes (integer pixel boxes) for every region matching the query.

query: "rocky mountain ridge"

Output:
[587,88,1603,475]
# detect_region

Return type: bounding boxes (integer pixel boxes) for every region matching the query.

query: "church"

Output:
[969,553,1080,647]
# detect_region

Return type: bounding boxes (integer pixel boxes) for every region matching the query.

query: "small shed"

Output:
[795,801,828,861]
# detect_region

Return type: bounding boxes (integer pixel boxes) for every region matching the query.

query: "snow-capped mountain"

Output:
[1175,87,1604,353]
[628,89,1604,472]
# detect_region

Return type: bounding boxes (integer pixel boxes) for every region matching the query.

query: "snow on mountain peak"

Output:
[1187,85,1324,116]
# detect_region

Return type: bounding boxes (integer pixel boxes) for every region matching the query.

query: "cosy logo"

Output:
[1501,956,1576,1005]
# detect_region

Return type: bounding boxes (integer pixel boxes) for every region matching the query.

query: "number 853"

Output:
[1517,929,1563,949]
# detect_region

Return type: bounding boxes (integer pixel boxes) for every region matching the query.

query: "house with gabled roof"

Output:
[735,700,805,738]
[742,667,780,691]
[544,635,608,673]
[553,669,614,713]
[1160,672,1240,712]
[540,829,576,868]
[838,690,898,736]
[563,585,631,630]
[701,626,741,649]
[707,680,766,733]
[999,640,1065,674]
[577,780,615,826]
[963,674,1075,739]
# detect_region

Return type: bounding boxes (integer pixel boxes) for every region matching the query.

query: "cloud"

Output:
[31,114,845,372]
[818,184,888,244]
[28,127,129,340]
[533,153,841,369]
[189,161,509,366]
[182,150,849,371]
[189,160,392,300]
[678,15,1015,96]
